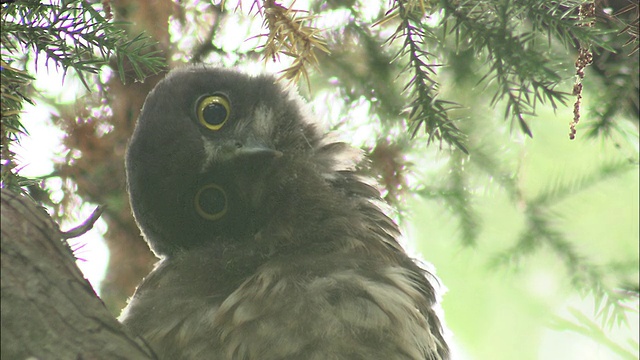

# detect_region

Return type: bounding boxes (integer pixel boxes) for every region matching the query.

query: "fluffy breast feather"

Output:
[120,249,446,360]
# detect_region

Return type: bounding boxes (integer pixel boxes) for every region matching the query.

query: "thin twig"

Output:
[60,205,106,239]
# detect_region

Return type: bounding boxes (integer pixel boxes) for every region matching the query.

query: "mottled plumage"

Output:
[119,66,449,359]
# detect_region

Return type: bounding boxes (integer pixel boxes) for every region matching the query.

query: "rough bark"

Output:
[0,189,156,359]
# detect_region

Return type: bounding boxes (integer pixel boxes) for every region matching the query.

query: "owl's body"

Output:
[120,67,448,359]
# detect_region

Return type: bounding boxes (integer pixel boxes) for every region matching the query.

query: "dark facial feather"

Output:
[126,67,323,255]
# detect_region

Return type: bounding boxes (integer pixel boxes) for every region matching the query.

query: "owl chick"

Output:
[119,66,449,360]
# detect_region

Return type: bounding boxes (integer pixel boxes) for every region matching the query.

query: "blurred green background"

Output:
[412,105,638,359]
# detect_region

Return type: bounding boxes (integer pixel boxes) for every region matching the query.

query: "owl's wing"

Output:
[212,254,446,360]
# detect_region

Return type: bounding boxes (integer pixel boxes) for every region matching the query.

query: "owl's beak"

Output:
[234,146,283,159]
[216,139,283,163]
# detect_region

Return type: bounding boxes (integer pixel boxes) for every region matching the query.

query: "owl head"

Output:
[126,67,348,256]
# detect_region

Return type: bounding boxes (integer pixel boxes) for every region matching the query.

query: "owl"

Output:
[119,66,449,360]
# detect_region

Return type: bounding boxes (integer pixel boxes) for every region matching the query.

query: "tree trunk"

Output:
[0,189,156,359]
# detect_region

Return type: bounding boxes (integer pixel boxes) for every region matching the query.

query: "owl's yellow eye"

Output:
[197,95,230,130]
[194,183,228,221]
